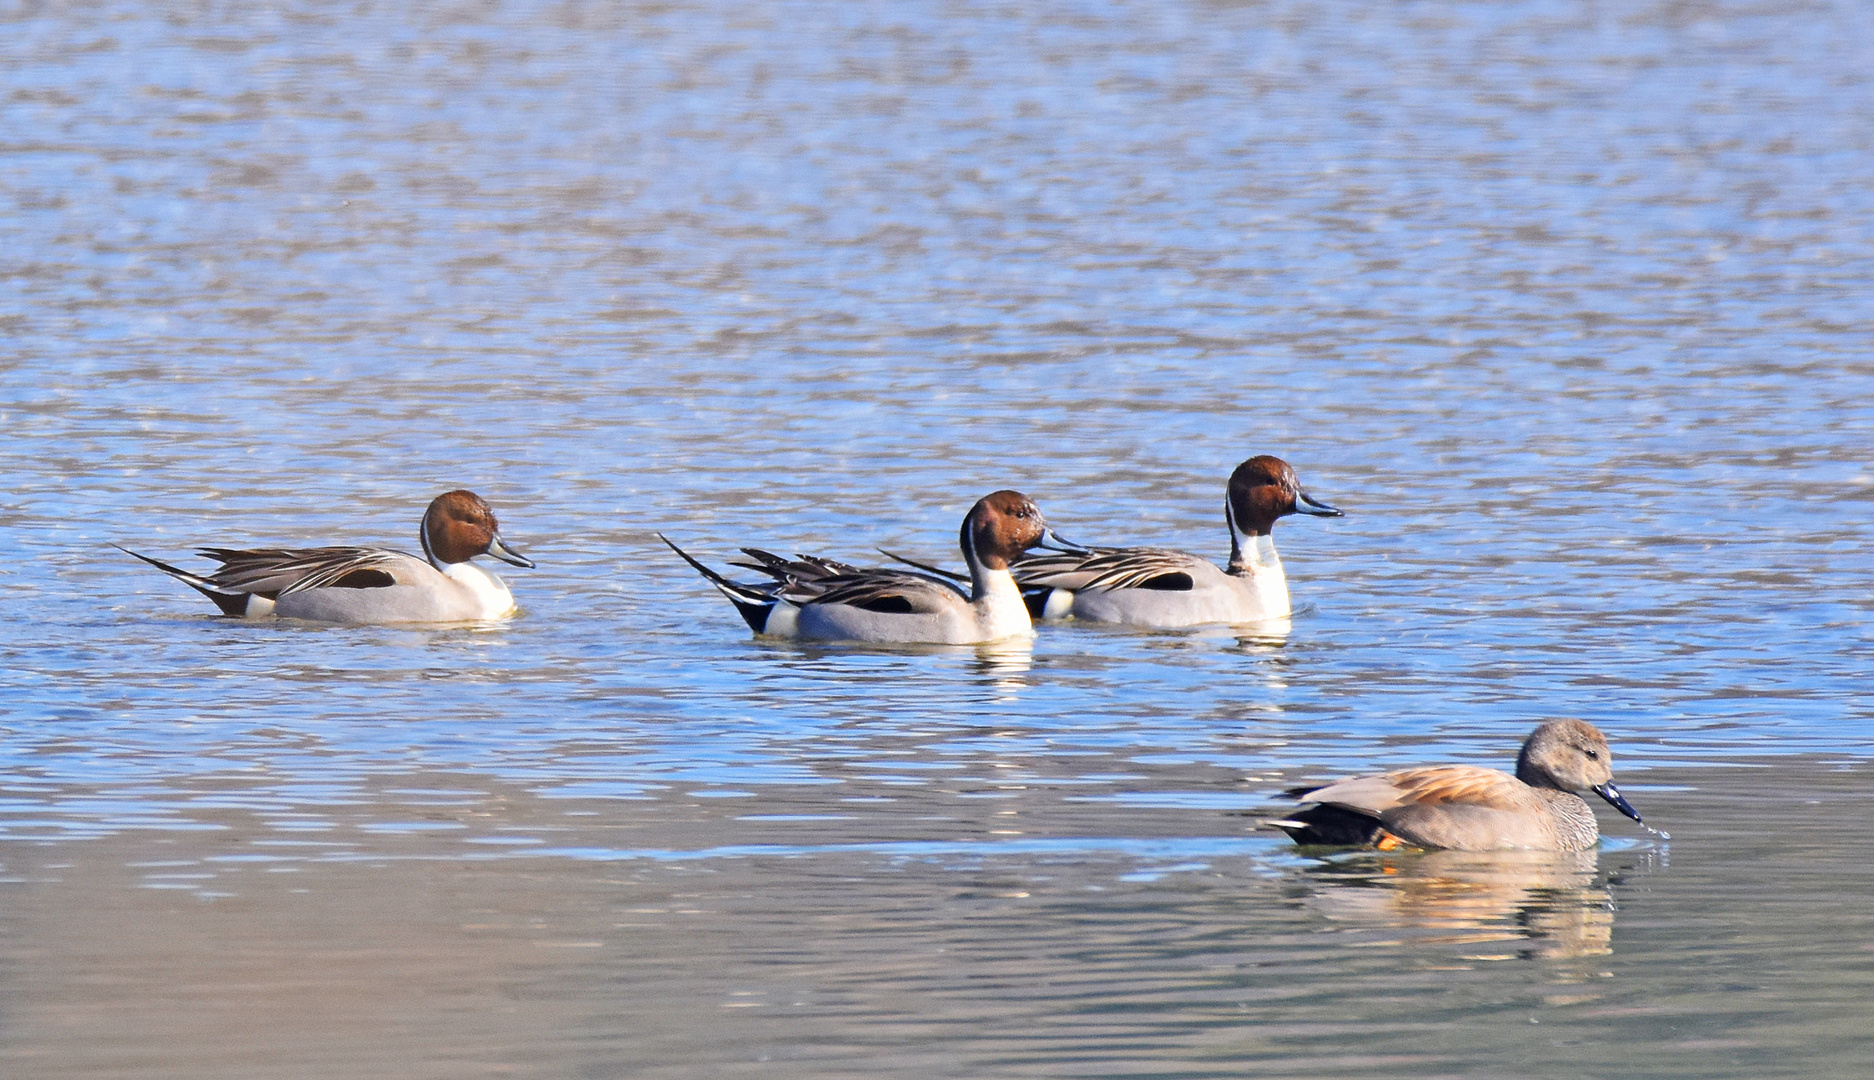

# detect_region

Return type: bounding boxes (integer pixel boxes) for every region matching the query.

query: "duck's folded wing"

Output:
[1381,766,1528,808]
[1012,546,1205,592]
[1300,765,1520,817]
[790,569,969,614]
[196,546,417,596]
[730,548,868,584]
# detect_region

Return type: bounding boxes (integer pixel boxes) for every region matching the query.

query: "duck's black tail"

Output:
[657,534,775,633]
[1264,802,1388,848]
[113,544,250,617]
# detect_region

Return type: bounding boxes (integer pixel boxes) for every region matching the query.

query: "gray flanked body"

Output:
[784,559,1032,644]
[662,489,1082,646]
[243,552,519,623]
[1035,535,1290,627]
[120,490,535,625]
[1015,455,1339,628]
[1274,719,1646,853]
[1300,773,1601,851]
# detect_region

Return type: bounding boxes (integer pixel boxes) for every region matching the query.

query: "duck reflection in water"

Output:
[1231,616,1291,649]
[971,638,1034,698]
[1297,848,1616,961]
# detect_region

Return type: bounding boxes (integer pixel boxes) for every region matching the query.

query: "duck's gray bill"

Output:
[1296,491,1343,517]
[1035,528,1091,555]
[487,533,537,569]
[1592,782,1642,822]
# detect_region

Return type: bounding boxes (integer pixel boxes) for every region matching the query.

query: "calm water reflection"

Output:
[4,0,1874,1076]
[1298,848,1619,960]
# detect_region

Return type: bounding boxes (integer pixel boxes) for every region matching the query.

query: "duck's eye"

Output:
[1583,749,1599,760]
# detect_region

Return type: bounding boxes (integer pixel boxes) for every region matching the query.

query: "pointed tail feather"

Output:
[114,544,250,616]
[876,549,969,583]
[657,534,776,633]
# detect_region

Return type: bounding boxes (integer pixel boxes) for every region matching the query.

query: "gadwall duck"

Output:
[1273,720,1644,852]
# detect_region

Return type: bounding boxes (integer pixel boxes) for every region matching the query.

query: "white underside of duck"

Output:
[262,557,517,623]
[769,568,1034,644]
[1040,537,1292,628]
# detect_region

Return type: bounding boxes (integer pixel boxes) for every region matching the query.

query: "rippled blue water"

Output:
[3,0,1873,1075]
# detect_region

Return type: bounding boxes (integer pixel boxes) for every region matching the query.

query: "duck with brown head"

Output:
[661,490,1084,644]
[1011,455,1341,627]
[118,490,535,624]
[1272,720,1646,853]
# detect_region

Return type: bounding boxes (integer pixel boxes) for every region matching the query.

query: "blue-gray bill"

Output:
[1035,528,1091,555]
[1592,781,1643,822]
[488,534,536,568]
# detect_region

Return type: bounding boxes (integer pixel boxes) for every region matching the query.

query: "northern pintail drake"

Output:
[1272,720,1645,852]
[1011,455,1341,627]
[119,490,535,624]
[661,490,1083,645]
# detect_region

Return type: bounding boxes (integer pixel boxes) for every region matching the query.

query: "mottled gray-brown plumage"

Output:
[1275,720,1644,852]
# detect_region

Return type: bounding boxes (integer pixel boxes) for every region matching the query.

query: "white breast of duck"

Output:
[791,490,1068,645]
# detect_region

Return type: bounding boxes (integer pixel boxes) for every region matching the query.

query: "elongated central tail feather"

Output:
[657,534,775,633]
[114,544,251,616]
